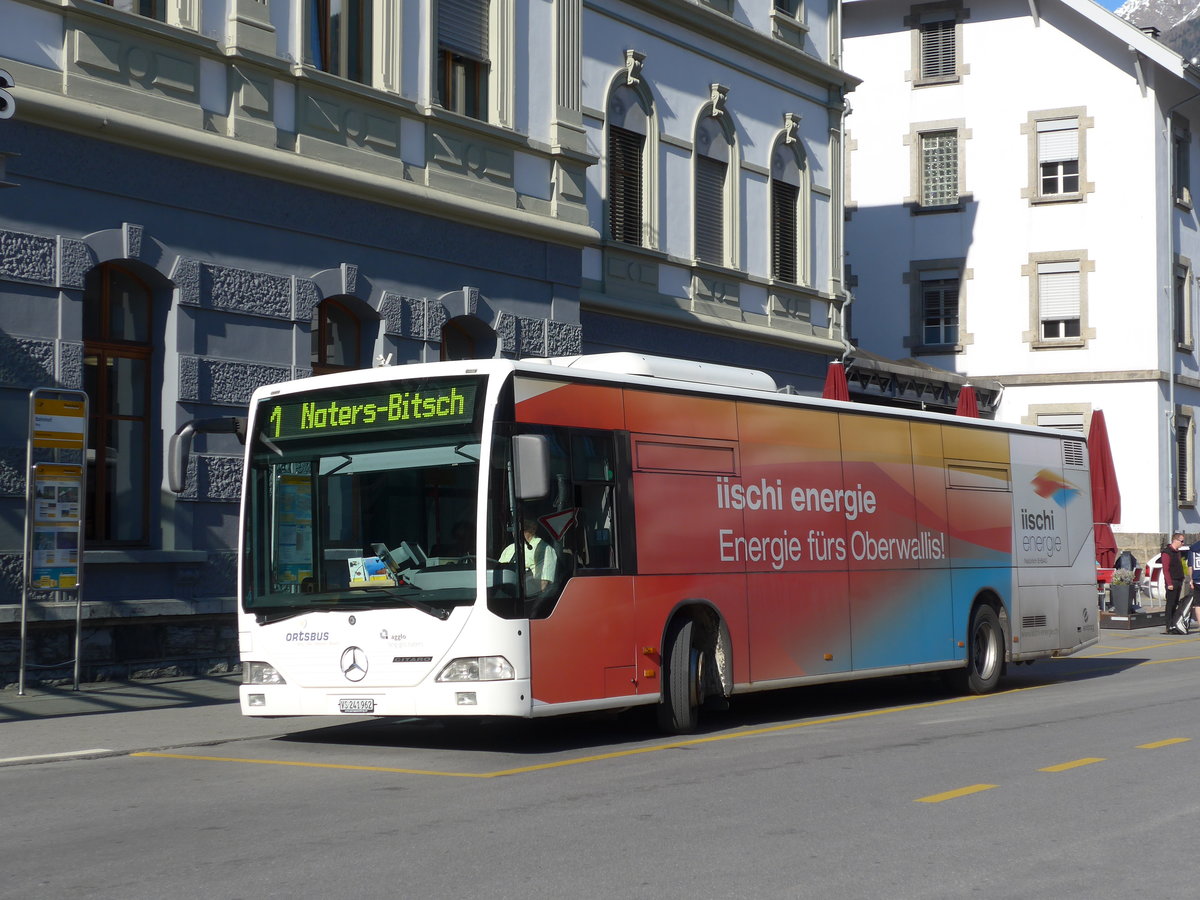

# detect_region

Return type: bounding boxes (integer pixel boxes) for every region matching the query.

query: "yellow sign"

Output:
[33,397,86,450]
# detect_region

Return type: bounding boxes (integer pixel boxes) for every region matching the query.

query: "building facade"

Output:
[0,0,855,680]
[844,0,1200,545]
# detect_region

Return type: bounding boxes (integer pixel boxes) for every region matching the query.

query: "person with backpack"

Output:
[1161,533,1189,635]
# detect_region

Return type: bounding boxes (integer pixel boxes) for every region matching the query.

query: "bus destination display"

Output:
[262,380,478,441]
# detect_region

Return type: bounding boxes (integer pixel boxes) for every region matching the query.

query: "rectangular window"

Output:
[771,179,800,283]
[695,156,727,265]
[608,126,645,246]
[438,0,490,120]
[919,15,955,80]
[1038,261,1081,341]
[309,0,373,84]
[920,270,959,346]
[1176,262,1192,347]
[1175,119,1192,206]
[921,131,958,207]
[1038,119,1079,196]
[1178,415,1193,506]
[93,0,167,20]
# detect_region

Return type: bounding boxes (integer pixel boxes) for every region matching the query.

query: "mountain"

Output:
[1116,0,1200,60]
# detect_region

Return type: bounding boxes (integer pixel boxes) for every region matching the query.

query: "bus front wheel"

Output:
[658,618,702,733]
[954,604,1003,694]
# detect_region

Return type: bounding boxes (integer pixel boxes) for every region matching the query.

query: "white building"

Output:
[844,0,1200,542]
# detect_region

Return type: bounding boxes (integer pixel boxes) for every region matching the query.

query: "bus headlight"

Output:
[436,656,515,682]
[243,661,286,685]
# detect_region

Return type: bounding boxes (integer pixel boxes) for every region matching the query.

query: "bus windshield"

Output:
[243,376,509,619]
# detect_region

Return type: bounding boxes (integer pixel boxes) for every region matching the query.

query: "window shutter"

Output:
[1037,120,1078,163]
[608,126,645,246]
[1038,262,1080,319]
[439,0,489,61]
[695,156,726,264]
[920,19,955,78]
[1178,422,1191,504]
[771,179,799,282]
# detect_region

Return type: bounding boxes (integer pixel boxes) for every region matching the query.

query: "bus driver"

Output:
[500,517,558,593]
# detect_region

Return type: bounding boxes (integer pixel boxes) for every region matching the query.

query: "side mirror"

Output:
[513,434,550,500]
[168,417,246,494]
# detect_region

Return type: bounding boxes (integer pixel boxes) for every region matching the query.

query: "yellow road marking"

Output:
[132,752,489,778]
[915,784,997,803]
[134,687,1047,779]
[1138,738,1191,749]
[1039,757,1104,772]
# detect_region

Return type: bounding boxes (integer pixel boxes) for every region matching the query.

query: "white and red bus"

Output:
[229,353,1098,731]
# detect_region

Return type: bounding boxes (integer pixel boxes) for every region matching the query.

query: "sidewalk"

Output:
[0,674,336,766]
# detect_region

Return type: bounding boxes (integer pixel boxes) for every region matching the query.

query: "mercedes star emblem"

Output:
[341,646,368,682]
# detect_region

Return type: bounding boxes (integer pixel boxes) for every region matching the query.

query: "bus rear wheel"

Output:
[658,618,702,733]
[953,604,1003,694]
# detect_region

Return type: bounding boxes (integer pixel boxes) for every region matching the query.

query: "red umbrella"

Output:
[955,384,979,418]
[822,360,850,401]
[1088,409,1121,569]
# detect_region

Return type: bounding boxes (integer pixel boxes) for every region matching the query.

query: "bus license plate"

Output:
[339,698,374,714]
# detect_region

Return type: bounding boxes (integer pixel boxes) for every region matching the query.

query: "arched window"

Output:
[607,84,649,246]
[694,115,732,266]
[770,139,808,284]
[312,297,363,374]
[83,262,153,544]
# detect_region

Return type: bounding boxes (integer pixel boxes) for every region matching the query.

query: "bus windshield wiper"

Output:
[358,585,450,620]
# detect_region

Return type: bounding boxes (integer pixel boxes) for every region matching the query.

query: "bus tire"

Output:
[954,604,1003,694]
[658,618,701,733]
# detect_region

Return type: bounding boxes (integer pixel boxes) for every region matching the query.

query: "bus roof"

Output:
[247,354,1086,444]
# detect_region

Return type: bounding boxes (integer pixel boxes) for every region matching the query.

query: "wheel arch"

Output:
[658,599,733,702]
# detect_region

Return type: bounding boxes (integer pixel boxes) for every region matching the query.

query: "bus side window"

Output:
[571,432,618,571]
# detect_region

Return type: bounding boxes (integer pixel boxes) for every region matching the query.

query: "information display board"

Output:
[28,463,83,590]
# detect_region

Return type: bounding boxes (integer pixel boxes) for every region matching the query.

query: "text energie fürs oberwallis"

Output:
[714,476,945,569]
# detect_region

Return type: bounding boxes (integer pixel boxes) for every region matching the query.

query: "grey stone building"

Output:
[0,0,856,682]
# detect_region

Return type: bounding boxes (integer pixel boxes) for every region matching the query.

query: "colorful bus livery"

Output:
[227,353,1098,732]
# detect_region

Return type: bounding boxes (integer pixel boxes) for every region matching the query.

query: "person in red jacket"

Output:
[1161,533,1188,635]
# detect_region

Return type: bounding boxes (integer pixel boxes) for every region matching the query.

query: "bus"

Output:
[216,352,1098,732]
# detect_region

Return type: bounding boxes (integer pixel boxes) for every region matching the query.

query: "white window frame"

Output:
[1175,115,1193,209]
[1176,258,1193,350]
[1024,250,1093,349]
[693,107,738,269]
[769,135,810,285]
[904,259,970,354]
[433,0,514,126]
[1024,108,1092,204]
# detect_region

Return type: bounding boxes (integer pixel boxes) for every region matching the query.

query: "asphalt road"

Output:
[3,629,1198,899]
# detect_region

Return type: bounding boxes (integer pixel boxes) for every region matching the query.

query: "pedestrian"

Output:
[1188,535,1200,630]
[1161,532,1189,635]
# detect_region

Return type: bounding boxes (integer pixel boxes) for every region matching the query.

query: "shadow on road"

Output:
[276,652,1146,757]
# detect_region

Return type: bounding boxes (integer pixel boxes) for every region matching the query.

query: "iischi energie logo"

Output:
[1031,469,1080,507]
